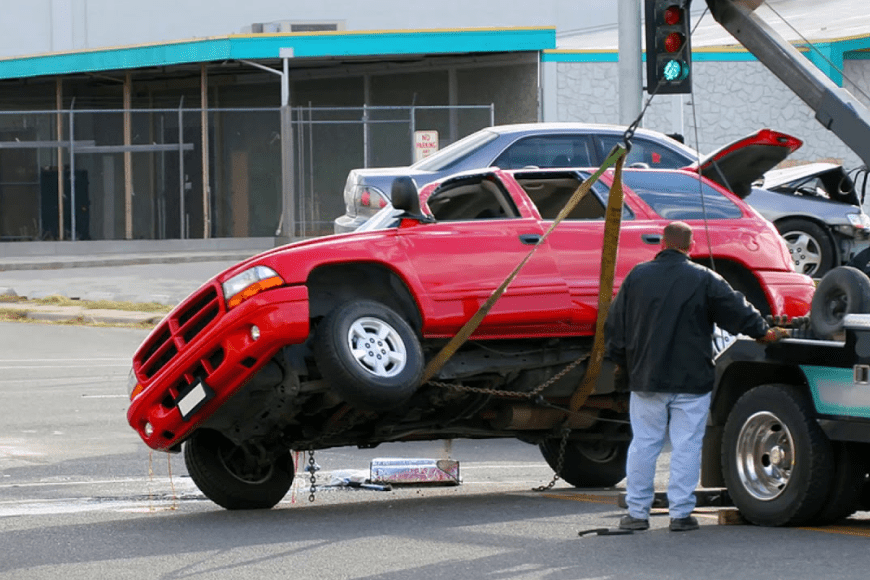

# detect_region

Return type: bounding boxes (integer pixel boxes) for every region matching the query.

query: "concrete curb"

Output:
[0,250,260,272]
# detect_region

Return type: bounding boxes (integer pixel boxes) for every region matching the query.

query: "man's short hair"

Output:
[663,221,693,251]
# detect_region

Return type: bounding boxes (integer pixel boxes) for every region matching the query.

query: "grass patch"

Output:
[0,309,29,321]
[0,295,26,303]
[31,295,173,313]
[0,312,159,329]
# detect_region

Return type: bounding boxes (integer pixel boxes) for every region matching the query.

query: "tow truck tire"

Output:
[813,442,869,524]
[539,438,628,488]
[184,430,294,510]
[777,218,835,278]
[315,300,423,411]
[722,384,833,526]
[810,266,870,340]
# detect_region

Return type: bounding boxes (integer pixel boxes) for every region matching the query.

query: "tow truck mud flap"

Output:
[617,489,733,509]
[370,458,460,485]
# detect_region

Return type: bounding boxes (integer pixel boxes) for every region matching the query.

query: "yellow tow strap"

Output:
[569,151,626,412]
[421,144,628,385]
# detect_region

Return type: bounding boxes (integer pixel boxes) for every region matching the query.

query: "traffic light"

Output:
[644,0,693,95]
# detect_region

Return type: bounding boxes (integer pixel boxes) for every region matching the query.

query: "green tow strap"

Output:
[421,144,629,384]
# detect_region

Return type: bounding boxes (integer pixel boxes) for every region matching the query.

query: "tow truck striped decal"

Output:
[801,365,870,419]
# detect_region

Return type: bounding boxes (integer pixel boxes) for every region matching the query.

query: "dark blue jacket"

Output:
[604,249,768,394]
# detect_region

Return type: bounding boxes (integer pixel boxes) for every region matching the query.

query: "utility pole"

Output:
[618,0,643,125]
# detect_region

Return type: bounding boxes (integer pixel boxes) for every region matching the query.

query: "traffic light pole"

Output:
[707,0,870,169]
[618,0,643,124]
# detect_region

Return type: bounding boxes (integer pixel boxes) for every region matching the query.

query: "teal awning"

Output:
[0,27,556,80]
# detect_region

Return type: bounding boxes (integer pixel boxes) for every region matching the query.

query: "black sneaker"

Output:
[618,515,650,531]
[669,516,699,532]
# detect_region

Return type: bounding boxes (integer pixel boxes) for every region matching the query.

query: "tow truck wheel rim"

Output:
[822,290,848,320]
[735,411,795,501]
[346,316,408,378]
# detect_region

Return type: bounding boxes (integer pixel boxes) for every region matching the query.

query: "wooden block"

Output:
[718,509,748,526]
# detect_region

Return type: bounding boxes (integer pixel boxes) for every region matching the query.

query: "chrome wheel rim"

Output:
[347,316,407,378]
[783,231,822,276]
[735,411,795,500]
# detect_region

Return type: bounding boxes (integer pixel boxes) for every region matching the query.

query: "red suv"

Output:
[127,167,815,510]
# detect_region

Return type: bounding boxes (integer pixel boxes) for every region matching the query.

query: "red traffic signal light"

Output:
[645,0,693,94]
[664,32,685,53]
[664,6,682,25]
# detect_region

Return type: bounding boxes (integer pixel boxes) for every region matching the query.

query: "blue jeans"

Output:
[625,391,711,520]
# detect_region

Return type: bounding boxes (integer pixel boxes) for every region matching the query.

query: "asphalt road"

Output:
[3,322,870,580]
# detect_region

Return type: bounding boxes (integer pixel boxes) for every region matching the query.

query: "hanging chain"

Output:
[425,354,591,493]
[307,449,317,502]
[297,353,594,501]
[425,353,589,399]
[531,425,571,492]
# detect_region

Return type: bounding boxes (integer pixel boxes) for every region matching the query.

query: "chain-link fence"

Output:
[0,104,494,242]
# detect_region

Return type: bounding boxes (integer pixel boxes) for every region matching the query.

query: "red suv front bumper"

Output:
[127,283,309,451]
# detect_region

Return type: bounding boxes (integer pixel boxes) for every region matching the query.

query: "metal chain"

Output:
[425,354,589,493]
[307,449,317,502]
[425,353,589,399]
[298,354,592,502]
[531,425,571,492]
[302,409,374,503]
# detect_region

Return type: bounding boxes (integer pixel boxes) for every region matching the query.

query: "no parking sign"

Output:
[414,130,439,162]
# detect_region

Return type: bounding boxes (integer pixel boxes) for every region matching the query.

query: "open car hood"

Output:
[684,129,803,199]
[761,162,861,206]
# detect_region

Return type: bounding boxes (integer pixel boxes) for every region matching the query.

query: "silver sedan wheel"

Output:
[783,231,823,276]
[734,411,795,501]
[347,316,408,378]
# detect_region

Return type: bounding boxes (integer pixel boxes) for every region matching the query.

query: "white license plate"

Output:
[176,380,212,421]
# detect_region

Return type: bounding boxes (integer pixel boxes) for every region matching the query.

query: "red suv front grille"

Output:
[138,284,222,379]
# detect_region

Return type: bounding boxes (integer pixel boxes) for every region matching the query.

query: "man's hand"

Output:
[756,327,790,344]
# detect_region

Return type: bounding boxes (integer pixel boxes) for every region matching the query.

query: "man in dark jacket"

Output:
[605,221,785,532]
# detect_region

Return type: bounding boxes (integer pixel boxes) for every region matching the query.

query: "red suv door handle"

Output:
[642,234,662,245]
[519,234,541,245]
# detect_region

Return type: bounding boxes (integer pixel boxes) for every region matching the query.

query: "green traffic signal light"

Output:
[663,59,689,81]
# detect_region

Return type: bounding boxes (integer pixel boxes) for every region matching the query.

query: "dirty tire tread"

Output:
[540,439,628,488]
[184,430,294,510]
[813,442,868,525]
[314,300,423,411]
[722,384,833,526]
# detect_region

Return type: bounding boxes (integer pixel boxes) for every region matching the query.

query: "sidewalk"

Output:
[0,242,275,326]
[0,249,260,271]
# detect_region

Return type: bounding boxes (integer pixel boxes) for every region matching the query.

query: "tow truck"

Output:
[697,0,870,526]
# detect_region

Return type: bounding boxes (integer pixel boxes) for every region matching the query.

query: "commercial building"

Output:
[0,1,867,246]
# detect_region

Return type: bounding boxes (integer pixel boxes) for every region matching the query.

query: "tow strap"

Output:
[570,151,626,411]
[421,145,628,388]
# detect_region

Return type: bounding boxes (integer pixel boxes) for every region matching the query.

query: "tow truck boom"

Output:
[707,0,870,168]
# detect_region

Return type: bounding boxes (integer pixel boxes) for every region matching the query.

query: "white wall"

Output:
[555,58,870,168]
[0,0,617,57]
